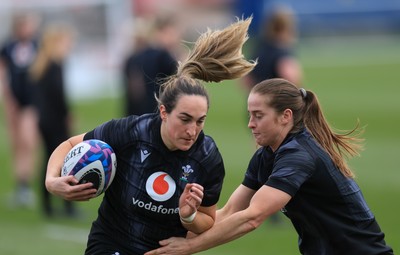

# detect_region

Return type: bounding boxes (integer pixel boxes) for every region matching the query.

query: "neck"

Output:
[270,124,292,152]
[160,122,176,151]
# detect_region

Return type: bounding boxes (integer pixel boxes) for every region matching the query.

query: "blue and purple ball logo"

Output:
[62,139,117,197]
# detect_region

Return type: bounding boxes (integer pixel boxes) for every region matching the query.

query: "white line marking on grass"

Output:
[44,224,88,244]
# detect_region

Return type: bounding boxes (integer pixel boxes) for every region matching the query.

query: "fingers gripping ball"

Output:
[61,139,117,197]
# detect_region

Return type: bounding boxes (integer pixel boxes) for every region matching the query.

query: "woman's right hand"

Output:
[46,174,97,201]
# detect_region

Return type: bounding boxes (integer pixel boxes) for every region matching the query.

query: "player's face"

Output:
[247,92,290,151]
[160,95,208,151]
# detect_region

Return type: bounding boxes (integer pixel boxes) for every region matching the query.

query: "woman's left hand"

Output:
[179,183,204,218]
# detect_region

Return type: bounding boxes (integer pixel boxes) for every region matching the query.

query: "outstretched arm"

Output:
[145,185,291,255]
[45,133,97,201]
[216,184,255,222]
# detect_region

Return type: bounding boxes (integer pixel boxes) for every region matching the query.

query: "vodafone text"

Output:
[132,197,179,214]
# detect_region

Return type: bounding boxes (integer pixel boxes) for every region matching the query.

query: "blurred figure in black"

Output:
[30,24,78,218]
[0,12,41,208]
[122,13,181,116]
[242,5,303,91]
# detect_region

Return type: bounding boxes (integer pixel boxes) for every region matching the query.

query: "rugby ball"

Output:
[61,139,117,197]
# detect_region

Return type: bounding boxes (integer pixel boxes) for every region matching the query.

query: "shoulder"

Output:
[265,131,318,194]
[190,134,223,164]
[247,146,272,171]
[276,130,316,168]
[249,146,269,161]
[116,113,159,134]
[88,114,160,149]
[0,39,14,56]
[201,134,220,151]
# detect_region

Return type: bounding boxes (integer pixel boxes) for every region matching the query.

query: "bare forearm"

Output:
[144,186,291,255]
[45,134,85,190]
[181,211,214,234]
[216,185,254,223]
[45,140,75,193]
[188,210,259,253]
[47,141,72,175]
[186,186,291,253]
[44,134,97,201]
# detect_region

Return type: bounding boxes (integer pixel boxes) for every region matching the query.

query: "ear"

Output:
[281,109,293,124]
[159,105,167,121]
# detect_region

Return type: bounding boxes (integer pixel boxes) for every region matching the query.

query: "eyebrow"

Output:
[179,112,207,120]
[248,110,263,114]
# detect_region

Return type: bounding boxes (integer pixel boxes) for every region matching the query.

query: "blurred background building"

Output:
[0,0,399,100]
[236,0,400,37]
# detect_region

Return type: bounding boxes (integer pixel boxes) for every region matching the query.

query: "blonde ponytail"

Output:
[158,17,256,113]
[177,17,256,82]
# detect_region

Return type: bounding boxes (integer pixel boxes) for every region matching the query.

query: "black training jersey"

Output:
[249,39,292,84]
[0,39,38,106]
[123,47,177,116]
[243,128,393,255]
[83,113,225,254]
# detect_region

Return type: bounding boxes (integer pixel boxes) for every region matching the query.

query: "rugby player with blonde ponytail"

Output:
[45,17,256,255]
[158,17,256,113]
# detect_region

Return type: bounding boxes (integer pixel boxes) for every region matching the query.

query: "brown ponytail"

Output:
[252,78,363,178]
[302,90,363,178]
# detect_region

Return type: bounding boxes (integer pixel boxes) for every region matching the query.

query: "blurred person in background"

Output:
[242,5,303,91]
[29,24,78,218]
[146,78,394,255]
[122,13,182,116]
[0,11,41,208]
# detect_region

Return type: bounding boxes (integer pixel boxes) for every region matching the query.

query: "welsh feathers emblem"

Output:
[180,165,194,182]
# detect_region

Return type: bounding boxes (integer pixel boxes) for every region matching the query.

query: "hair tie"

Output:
[299,88,307,99]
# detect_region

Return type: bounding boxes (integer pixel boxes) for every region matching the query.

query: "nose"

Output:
[248,116,255,129]
[186,123,196,137]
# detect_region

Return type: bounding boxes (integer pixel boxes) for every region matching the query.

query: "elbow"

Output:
[247,216,264,231]
[245,209,268,231]
[188,217,214,235]
[45,178,53,193]
[44,177,55,194]
[189,226,210,236]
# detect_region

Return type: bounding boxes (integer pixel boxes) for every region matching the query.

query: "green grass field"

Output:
[1,35,399,254]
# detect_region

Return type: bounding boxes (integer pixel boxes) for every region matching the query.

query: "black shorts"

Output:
[85,232,145,255]
[9,78,34,107]
[84,244,129,255]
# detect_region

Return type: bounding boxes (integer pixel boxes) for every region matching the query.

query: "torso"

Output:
[243,128,393,255]
[84,114,225,254]
[0,39,38,106]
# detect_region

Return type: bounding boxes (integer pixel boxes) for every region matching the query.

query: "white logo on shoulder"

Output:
[141,149,151,163]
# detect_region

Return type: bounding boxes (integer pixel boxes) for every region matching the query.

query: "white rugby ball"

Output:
[61,139,117,197]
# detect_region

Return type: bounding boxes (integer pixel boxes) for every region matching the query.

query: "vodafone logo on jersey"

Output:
[146,171,176,202]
